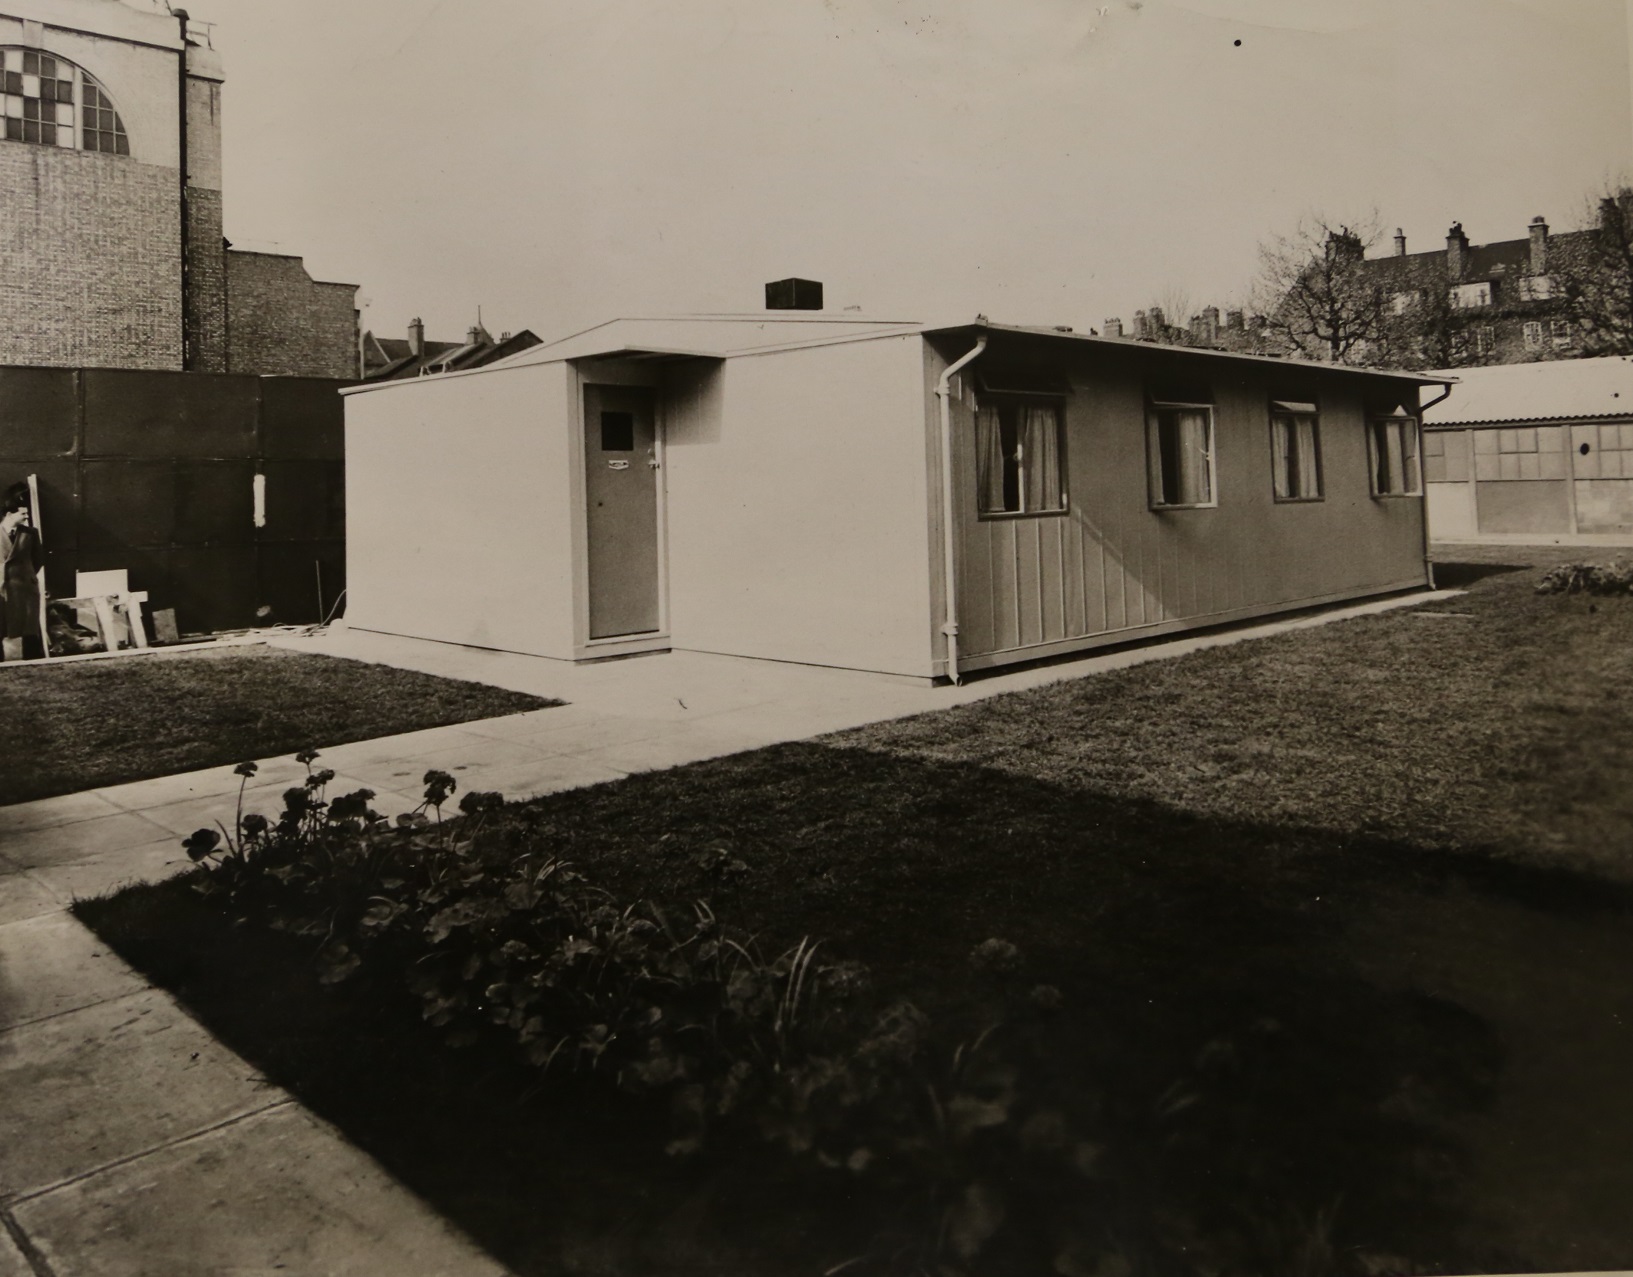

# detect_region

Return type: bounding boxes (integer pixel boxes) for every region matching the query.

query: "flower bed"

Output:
[182,754,1106,1276]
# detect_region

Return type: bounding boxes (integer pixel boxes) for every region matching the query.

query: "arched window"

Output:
[1,48,129,154]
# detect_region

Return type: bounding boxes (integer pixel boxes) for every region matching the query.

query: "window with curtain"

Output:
[1147,402,1215,508]
[1370,415,1421,496]
[975,396,1065,516]
[1270,402,1322,501]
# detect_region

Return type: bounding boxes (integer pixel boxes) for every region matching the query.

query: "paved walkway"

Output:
[0,590,1463,1275]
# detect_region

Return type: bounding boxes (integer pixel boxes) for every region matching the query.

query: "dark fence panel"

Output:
[82,370,260,459]
[1,366,349,637]
[261,378,347,460]
[0,368,77,456]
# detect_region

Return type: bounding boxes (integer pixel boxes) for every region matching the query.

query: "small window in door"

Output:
[601,411,635,451]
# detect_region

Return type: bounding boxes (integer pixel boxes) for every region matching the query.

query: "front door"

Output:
[583,384,661,638]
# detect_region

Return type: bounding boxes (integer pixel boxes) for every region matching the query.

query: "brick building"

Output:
[0,0,357,377]
[1360,216,1589,366]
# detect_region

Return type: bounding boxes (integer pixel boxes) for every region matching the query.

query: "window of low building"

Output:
[1449,281,1494,309]
[1369,413,1421,497]
[975,395,1066,516]
[1147,401,1216,508]
[1523,321,1545,349]
[1269,401,1322,501]
[1550,319,1573,349]
[1571,424,1633,479]
[1,48,128,153]
[1423,431,1471,484]
[1472,426,1568,480]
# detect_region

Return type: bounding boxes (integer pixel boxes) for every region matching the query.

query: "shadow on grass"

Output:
[76,740,1633,1277]
[1430,560,1533,589]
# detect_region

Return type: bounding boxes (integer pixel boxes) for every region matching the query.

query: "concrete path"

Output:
[0,589,1462,1275]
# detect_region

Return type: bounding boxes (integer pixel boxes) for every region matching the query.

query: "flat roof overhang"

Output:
[922,321,1456,389]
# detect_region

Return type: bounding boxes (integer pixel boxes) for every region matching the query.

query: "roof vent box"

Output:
[765,278,824,311]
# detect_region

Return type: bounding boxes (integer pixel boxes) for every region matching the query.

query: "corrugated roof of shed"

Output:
[1422,356,1633,425]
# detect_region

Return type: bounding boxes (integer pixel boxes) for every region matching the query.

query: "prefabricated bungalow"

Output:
[342,307,1450,682]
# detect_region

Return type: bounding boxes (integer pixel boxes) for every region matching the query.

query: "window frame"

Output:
[973,391,1069,521]
[1268,400,1324,503]
[1146,399,1218,511]
[0,48,129,154]
[1368,413,1423,498]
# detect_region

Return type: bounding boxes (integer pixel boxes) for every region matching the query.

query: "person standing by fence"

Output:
[1,481,45,661]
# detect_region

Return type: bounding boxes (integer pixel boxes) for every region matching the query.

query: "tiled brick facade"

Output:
[0,144,183,370]
[226,251,359,380]
[186,187,227,372]
[1,5,357,379]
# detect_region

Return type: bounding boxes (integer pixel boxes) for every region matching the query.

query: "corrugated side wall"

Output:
[0,366,346,635]
[343,362,577,658]
[942,338,1429,669]
[661,335,938,677]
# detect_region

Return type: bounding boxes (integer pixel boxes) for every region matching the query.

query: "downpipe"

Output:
[1417,380,1455,590]
[934,335,988,685]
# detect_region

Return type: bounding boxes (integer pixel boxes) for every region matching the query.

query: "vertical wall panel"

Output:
[940,334,1428,670]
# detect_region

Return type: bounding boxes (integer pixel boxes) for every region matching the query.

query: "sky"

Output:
[165,0,1632,344]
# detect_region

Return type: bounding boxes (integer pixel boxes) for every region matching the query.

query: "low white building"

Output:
[1423,356,1633,541]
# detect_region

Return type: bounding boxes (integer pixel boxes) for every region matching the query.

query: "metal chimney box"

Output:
[765,278,823,310]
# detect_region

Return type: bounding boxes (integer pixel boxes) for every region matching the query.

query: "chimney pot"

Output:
[1393,228,1406,256]
[408,317,425,358]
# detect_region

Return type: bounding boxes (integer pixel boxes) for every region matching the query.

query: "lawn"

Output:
[0,645,556,805]
[78,547,1633,1276]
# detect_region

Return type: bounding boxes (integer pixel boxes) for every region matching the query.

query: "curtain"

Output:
[1399,421,1420,492]
[1294,415,1320,497]
[1376,420,1404,493]
[1174,410,1211,504]
[976,403,1007,513]
[1021,403,1063,512]
[1271,417,1292,499]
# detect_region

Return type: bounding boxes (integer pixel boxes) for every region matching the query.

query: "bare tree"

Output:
[1250,214,1399,365]
[1551,188,1633,356]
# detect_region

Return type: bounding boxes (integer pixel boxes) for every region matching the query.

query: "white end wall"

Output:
[344,362,578,658]
[662,335,937,677]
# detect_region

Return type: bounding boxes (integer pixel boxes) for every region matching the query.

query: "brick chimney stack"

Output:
[1104,317,1124,337]
[1393,228,1406,256]
[408,317,425,357]
[1605,194,1633,238]
[1528,216,1548,274]
[1200,305,1220,345]
[1225,309,1244,331]
[1446,223,1469,280]
[1148,306,1166,335]
[1132,309,1148,338]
